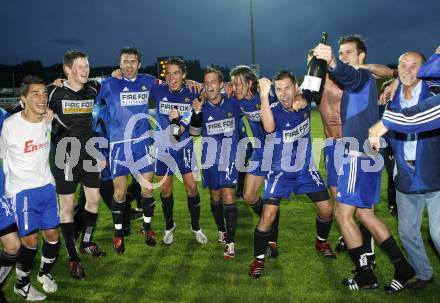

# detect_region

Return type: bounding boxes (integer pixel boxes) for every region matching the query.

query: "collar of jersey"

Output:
[168,86,184,94]
[64,82,83,92]
[279,102,296,113]
[207,98,224,107]
[123,76,137,82]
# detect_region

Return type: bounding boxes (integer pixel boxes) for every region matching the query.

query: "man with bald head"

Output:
[384,51,439,290]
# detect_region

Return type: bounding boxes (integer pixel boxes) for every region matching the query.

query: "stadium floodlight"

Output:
[156,56,184,80]
[156,57,168,80]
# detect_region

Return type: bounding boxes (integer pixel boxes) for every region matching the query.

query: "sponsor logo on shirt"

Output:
[62,99,94,114]
[24,139,49,153]
[159,102,192,115]
[282,119,309,143]
[120,92,149,106]
[206,118,235,135]
[242,110,261,122]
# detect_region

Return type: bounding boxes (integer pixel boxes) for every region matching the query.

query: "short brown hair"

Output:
[338,34,367,55]
[63,50,88,68]
[166,57,186,74]
[204,66,224,82]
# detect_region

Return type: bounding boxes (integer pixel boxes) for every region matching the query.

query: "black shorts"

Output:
[51,143,101,195]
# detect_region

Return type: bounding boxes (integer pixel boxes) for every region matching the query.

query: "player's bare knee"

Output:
[60,205,74,219]
[210,191,221,202]
[185,184,198,197]
[222,193,234,204]
[160,186,173,198]
[21,236,38,249]
[243,190,256,205]
[257,218,272,232]
[3,238,20,255]
[60,201,74,214]
[318,202,333,219]
[355,209,373,224]
[43,229,59,243]
[141,187,153,198]
[260,208,277,228]
[86,195,100,207]
[113,189,126,202]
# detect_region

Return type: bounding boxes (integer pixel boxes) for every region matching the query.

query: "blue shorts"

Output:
[324,139,345,187]
[109,138,155,178]
[0,195,16,233]
[154,143,196,176]
[247,149,269,177]
[10,184,59,237]
[263,168,327,200]
[336,155,382,208]
[202,162,238,190]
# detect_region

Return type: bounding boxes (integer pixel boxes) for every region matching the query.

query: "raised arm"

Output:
[259,78,275,133]
[314,43,369,92]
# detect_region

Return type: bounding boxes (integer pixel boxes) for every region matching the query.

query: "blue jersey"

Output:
[151,84,199,147]
[330,58,379,153]
[96,74,156,143]
[91,103,112,181]
[418,53,440,79]
[0,108,8,197]
[384,80,440,194]
[269,102,313,172]
[234,93,276,159]
[383,94,440,133]
[200,97,242,167]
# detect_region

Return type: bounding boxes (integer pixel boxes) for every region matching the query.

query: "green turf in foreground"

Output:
[4,110,439,302]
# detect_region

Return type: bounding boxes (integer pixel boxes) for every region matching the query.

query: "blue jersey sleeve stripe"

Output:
[383,109,440,133]
[383,105,440,123]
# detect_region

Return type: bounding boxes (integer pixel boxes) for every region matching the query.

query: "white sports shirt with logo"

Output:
[0,112,54,197]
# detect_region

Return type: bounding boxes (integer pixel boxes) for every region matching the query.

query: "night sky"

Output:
[1,0,439,77]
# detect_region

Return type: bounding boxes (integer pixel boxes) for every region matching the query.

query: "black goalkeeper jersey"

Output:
[48,82,99,144]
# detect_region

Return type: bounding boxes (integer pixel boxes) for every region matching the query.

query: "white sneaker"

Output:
[37,273,58,293]
[218,231,227,244]
[192,229,208,244]
[224,242,235,260]
[14,283,47,301]
[163,223,176,245]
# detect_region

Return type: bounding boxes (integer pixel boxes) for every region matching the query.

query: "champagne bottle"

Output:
[302,32,328,105]
[170,106,181,141]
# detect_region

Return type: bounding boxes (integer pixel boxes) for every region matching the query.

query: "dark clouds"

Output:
[0,0,439,77]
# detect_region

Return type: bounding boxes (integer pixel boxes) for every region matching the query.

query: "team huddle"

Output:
[0,33,440,302]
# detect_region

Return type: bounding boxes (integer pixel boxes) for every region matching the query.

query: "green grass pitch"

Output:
[4,110,439,302]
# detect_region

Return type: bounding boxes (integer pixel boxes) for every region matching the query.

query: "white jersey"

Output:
[0,112,54,196]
